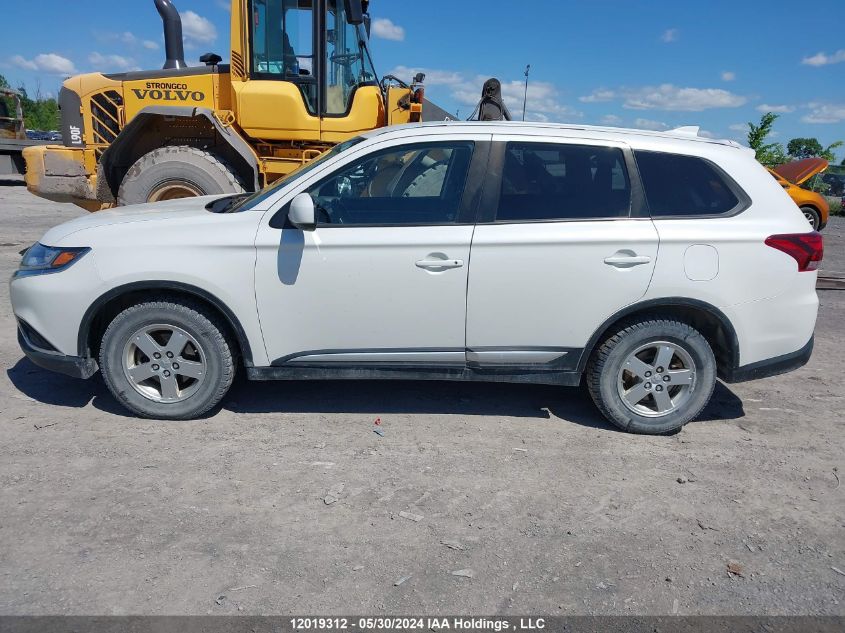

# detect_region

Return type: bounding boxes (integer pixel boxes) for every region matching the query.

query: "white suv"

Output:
[10,122,822,434]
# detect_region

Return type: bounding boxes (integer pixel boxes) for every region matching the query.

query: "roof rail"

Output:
[668,126,701,137]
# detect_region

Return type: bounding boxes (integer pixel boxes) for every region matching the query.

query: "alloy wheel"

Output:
[122,324,207,403]
[616,341,697,418]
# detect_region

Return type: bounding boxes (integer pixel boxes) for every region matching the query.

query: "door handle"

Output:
[416,258,464,270]
[604,255,652,267]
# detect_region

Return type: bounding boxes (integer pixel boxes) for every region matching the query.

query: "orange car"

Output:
[768,158,830,230]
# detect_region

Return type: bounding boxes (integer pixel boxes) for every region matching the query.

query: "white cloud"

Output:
[215,0,231,9]
[802,49,845,67]
[661,28,679,43]
[623,84,746,111]
[372,18,405,42]
[95,30,161,52]
[721,71,736,81]
[181,11,217,45]
[581,85,746,111]
[633,118,668,131]
[802,103,845,124]
[729,123,748,132]
[579,89,616,103]
[11,55,37,71]
[599,114,622,125]
[12,53,76,75]
[123,32,138,45]
[756,103,795,113]
[388,66,463,86]
[89,52,135,71]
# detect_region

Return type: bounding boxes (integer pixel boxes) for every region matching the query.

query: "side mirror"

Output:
[288,193,317,231]
[344,0,364,25]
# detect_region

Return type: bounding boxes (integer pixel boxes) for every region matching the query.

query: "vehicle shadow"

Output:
[7,357,745,429]
[6,358,127,416]
[0,178,26,187]
[224,374,745,430]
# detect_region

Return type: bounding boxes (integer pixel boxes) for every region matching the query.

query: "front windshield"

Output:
[232,136,365,212]
[325,0,376,114]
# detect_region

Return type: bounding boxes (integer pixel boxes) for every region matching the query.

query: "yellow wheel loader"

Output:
[23,0,426,210]
[1,88,44,177]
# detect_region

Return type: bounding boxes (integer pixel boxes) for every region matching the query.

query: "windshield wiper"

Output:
[205,193,250,214]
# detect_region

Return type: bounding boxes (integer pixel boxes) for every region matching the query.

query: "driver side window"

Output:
[306,142,475,226]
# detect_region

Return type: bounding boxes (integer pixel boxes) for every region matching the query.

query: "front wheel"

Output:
[586,319,717,434]
[117,146,245,206]
[99,299,236,419]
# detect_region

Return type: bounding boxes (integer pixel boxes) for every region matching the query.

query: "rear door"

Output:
[465,137,659,369]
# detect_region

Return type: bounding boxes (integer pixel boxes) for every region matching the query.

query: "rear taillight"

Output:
[765,232,824,272]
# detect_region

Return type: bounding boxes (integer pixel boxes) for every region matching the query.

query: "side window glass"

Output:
[496,143,632,221]
[250,0,317,113]
[306,143,474,226]
[325,0,376,115]
[635,151,741,217]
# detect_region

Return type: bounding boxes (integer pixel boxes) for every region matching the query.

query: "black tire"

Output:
[99,299,236,420]
[800,206,821,231]
[586,319,716,434]
[117,146,245,206]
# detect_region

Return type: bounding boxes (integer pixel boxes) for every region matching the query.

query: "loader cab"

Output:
[234,0,382,144]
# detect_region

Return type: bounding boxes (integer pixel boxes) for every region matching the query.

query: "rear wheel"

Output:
[99,299,235,419]
[801,206,821,231]
[586,319,716,434]
[117,146,245,206]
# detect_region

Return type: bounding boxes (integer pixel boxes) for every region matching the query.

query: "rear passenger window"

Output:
[635,151,741,217]
[496,143,631,221]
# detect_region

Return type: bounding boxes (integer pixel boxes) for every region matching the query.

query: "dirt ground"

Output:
[0,176,843,616]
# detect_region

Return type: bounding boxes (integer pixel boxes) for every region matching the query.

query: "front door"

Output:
[466,138,659,368]
[254,137,488,366]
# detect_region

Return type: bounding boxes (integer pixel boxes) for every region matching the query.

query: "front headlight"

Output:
[14,243,90,278]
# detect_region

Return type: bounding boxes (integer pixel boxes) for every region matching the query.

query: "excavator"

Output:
[23,0,428,210]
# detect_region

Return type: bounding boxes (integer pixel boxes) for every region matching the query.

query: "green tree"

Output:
[747,113,786,167]
[1,74,60,131]
[787,137,844,161]
[16,84,60,131]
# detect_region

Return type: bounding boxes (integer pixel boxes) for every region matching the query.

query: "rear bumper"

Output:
[723,336,813,383]
[17,328,98,379]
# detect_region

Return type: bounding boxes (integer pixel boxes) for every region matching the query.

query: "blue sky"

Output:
[1,0,843,159]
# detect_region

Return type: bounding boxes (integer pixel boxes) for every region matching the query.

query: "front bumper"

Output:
[17,326,98,379]
[722,336,813,383]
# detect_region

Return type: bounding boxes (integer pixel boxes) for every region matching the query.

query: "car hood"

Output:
[40,195,229,244]
[773,158,829,186]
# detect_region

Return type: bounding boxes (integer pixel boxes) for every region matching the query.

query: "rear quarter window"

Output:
[634,150,745,217]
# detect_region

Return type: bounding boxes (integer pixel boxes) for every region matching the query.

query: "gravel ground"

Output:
[0,177,843,616]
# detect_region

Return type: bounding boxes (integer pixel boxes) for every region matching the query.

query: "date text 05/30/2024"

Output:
[289,618,546,631]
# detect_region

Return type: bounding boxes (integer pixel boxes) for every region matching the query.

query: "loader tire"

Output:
[117,146,245,206]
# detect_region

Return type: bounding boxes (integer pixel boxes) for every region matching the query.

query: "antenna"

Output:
[522,64,531,121]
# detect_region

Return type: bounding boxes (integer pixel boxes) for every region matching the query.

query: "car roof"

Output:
[362,120,747,152]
